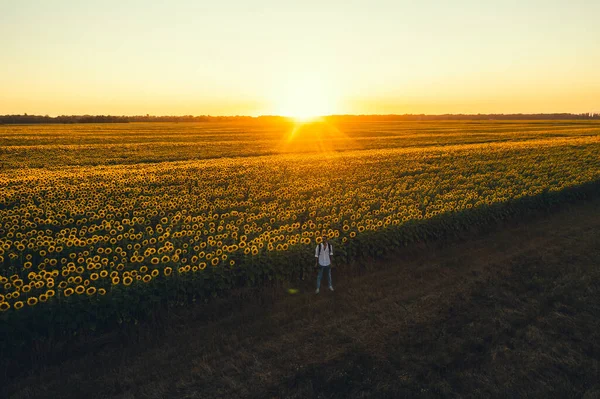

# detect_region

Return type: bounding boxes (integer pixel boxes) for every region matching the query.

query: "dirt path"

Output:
[6,197,600,399]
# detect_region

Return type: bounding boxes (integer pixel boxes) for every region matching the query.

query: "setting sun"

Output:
[270,77,340,122]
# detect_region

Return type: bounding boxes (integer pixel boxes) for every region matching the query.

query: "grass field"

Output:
[1,119,600,397]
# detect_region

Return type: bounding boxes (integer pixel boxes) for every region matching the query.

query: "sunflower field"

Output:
[1,120,600,343]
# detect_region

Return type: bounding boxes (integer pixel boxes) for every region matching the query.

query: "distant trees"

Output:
[325,113,600,122]
[0,113,598,125]
[0,114,126,124]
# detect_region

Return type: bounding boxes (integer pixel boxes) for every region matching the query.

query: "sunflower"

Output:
[64,287,74,297]
[142,275,152,283]
[123,276,133,286]
[151,269,159,277]
[27,297,38,306]
[98,288,107,295]
[112,276,120,285]
[75,285,85,295]
[14,301,24,310]
[86,287,96,296]
[0,302,9,311]
[164,267,173,276]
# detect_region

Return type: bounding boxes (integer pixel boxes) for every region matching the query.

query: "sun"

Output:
[271,77,339,122]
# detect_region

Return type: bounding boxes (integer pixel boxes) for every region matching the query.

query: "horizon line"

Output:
[2,112,599,118]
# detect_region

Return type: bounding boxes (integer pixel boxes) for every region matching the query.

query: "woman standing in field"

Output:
[315,235,334,293]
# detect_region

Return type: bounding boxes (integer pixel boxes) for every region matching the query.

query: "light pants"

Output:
[316,266,332,289]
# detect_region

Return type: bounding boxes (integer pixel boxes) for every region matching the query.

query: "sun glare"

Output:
[271,77,339,122]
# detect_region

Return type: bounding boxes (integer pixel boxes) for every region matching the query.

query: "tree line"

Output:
[325,113,600,122]
[0,113,598,124]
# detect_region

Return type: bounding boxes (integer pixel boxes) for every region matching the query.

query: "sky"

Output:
[1,0,599,116]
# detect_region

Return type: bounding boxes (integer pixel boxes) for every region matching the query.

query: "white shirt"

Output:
[315,243,333,266]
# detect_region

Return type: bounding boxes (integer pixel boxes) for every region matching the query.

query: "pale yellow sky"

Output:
[1,0,599,116]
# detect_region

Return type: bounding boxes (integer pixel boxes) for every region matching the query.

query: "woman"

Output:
[315,235,334,293]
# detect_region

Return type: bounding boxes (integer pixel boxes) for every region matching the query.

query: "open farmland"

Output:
[2,119,600,397]
[1,119,600,168]
[1,120,600,348]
